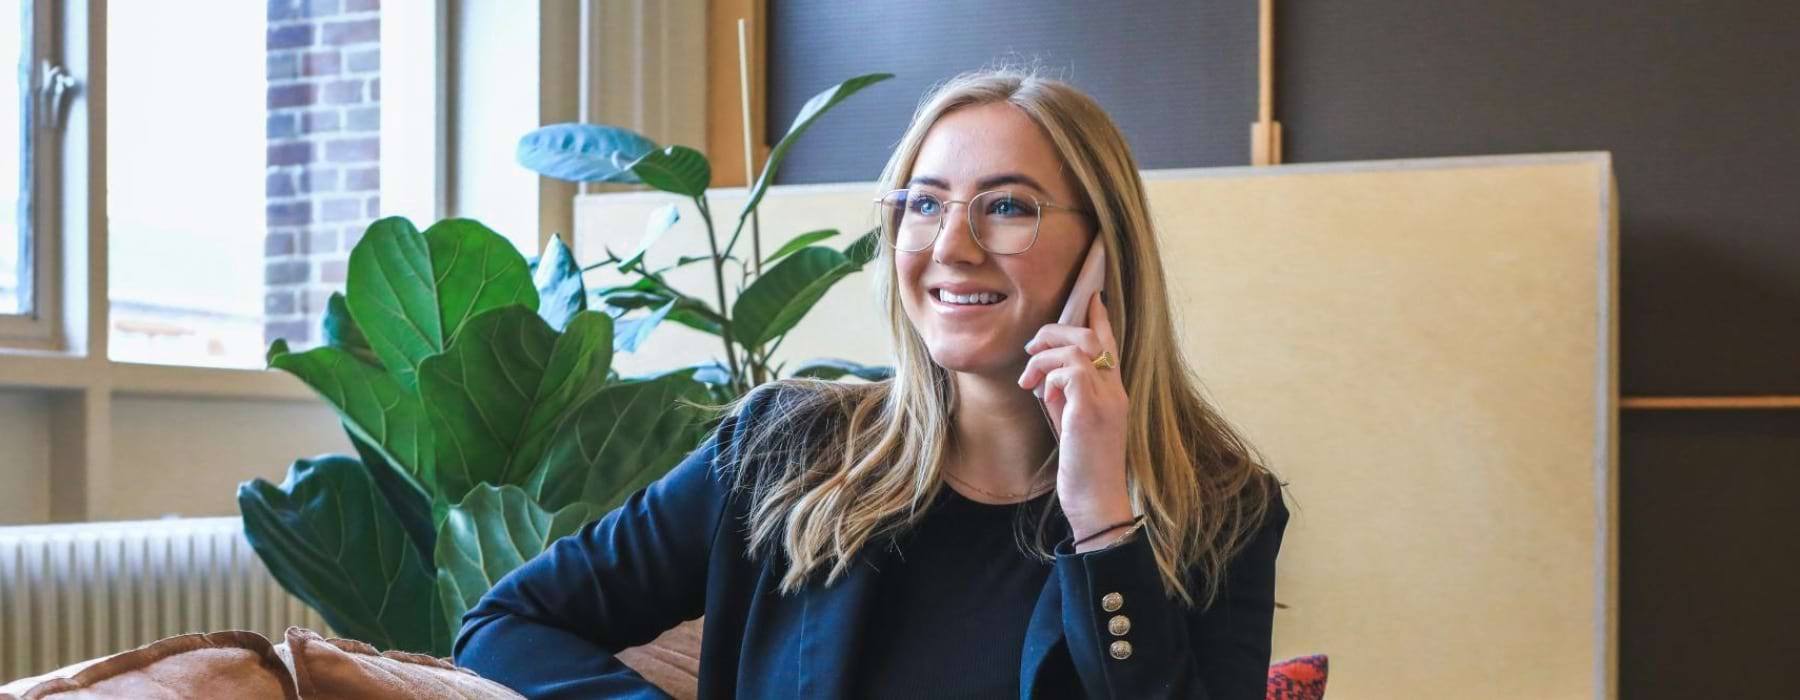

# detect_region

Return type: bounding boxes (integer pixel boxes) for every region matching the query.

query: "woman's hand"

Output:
[1018,291,1134,549]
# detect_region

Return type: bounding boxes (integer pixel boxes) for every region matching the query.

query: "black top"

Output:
[852,485,1064,699]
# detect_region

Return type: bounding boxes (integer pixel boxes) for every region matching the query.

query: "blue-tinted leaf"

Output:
[532,234,587,332]
[614,298,677,353]
[517,123,658,184]
[617,203,681,273]
[789,358,894,382]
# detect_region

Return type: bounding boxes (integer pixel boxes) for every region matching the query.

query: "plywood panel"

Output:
[575,152,1619,698]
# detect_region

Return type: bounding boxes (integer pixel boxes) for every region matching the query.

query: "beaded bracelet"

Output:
[1074,515,1146,547]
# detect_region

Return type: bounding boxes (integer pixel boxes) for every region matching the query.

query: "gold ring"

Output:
[1091,350,1117,370]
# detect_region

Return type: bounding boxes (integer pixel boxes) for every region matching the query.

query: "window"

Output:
[1,0,31,318]
[107,0,385,368]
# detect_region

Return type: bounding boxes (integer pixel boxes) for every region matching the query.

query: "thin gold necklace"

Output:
[943,448,1057,502]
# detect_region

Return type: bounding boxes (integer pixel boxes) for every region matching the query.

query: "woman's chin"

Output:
[927,347,1024,381]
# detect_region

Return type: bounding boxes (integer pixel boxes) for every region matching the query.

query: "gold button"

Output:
[1100,592,1124,612]
[1109,640,1133,660]
[1107,615,1131,636]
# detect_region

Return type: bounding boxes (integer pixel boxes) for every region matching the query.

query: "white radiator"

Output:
[0,517,328,682]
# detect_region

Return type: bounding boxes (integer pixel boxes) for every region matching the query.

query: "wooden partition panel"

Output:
[575,152,1619,698]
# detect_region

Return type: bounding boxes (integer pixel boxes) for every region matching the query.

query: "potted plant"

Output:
[239,73,893,655]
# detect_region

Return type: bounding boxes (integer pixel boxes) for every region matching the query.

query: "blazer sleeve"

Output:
[451,387,771,700]
[1054,484,1290,700]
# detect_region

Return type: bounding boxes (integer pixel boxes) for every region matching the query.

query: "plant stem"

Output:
[751,207,764,276]
[695,196,743,389]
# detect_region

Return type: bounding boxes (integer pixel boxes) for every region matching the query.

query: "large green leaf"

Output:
[731,73,892,253]
[516,123,658,184]
[628,146,711,198]
[344,428,436,567]
[532,234,587,332]
[763,229,839,265]
[730,246,855,348]
[433,485,607,635]
[418,307,614,501]
[528,372,711,512]
[346,217,538,390]
[344,217,440,390]
[322,292,380,366]
[238,456,448,655]
[425,219,539,347]
[268,340,432,486]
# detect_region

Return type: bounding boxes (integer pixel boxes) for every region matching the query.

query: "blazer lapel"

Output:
[1019,567,1066,699]
[796,541,892,698]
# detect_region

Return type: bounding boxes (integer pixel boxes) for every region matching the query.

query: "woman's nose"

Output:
[932,209,986,266]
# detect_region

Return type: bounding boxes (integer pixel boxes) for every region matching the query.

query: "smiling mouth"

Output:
[931,288,1008,306]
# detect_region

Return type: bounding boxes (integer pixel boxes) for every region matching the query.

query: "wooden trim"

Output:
[706,0,767,188]
[1249,0,1282,165]
[1620,396,1800,410]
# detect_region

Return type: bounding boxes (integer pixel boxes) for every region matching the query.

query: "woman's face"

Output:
[895,102,1095,379]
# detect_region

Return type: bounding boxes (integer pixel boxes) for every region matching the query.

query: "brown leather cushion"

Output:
[616,617,703,700]
[283,627,520,700]
[2,631,297,700]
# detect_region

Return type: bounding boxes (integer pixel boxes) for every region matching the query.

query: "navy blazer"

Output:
[455,387,1289,699]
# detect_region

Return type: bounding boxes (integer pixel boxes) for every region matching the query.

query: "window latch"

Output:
[36,60,78,130]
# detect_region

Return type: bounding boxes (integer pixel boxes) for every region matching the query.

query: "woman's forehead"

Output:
[911,103,1072,197]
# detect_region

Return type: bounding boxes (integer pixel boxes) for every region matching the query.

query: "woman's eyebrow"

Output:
[907,173,1049,195]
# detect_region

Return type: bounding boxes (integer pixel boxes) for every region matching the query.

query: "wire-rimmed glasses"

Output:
[872,188,1088,255]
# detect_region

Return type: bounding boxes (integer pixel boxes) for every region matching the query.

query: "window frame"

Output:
[0,0,454,397]
[0,0,59,346]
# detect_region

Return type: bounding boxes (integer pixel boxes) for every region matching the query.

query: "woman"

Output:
[455,68,1289,699]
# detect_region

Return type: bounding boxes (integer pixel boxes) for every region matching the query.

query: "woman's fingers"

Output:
[1086,291,1119,355]
[1023,319,1104,356]
[1018,345,1090,391]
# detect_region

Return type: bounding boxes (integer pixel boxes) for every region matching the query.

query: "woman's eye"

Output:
[989,198,1026,217]
[909,195,941,216]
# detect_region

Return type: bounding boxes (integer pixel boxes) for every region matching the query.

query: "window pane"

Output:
[0,0,25,316]
[109,0,383,367]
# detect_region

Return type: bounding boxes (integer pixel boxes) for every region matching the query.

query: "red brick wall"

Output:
[264,0,381,347]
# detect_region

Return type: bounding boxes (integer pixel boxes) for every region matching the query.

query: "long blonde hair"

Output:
[728,67,1278,610]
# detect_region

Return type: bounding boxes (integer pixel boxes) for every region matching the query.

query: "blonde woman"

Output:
[456,68,1290,699]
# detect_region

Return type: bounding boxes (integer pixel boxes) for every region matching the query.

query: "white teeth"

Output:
[936,289,1002,305]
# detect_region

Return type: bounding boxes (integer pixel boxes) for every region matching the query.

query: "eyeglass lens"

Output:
[877,189,1041,254]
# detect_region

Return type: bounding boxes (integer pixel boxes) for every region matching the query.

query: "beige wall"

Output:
[0,391,51,523]
[576,153,1620,699]
[0,390,349,525]
[102,396,348,521]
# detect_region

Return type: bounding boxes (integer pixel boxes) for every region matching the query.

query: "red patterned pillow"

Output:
[1267,654,1328,700]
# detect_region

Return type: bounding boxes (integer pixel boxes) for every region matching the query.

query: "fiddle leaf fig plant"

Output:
[517,72,898,395]
[241,218,710,656]
[243,71,899,657]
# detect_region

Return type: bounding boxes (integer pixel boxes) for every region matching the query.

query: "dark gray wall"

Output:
[767,2,1799,696]
[766,0,1255,181]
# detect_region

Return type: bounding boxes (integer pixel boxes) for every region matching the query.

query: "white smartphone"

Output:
[1034,239,1108,402]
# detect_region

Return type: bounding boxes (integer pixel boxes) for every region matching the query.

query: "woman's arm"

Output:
[451,388,770,699]
[1055,488,1290,700]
